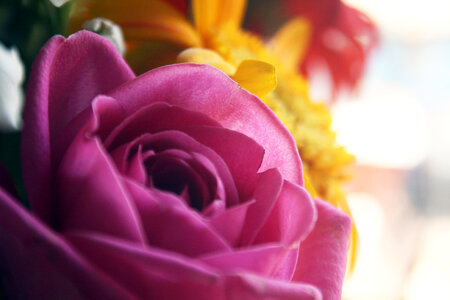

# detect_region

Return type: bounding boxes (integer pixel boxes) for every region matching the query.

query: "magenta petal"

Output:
[21,35,64,223]
[208,200,254,247]
[272,248,300,281]
[108,138,140,174]
[178,126,264,201]
[22,31,133,222]
[109,63,303,186]
[293,199,352,300]
[224,273,322,300]
[255,181,317,247]
[66,231,224,300]
[116,130,239,206]
[56,125,146,244]
[126,145,147,185]
[199,244,289,276]
[52,95,126,176]
[0,188,134,300]
[47,31,134,141]
[104,101,221,149]
[240,168,283,246]
[125,179,232,256]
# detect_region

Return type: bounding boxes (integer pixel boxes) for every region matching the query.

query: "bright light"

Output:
[344,0,450,40]
[404,218,450,300]
[343,193,400,300]
[332,84,428,169]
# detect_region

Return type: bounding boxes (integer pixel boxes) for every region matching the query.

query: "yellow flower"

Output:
[70,0,357,269]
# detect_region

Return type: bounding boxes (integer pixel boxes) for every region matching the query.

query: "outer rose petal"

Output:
[199,244,290,276]
[65,231,225,300]
[66,231,322,300]
[0,187,134,300]
[22,31,134,223]
[224,273,321,300]
[108,63,304,186]
[55,123,146,244]
[255,181,317,247]
[293,199,352,300]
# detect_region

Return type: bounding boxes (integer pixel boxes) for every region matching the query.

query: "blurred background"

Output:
[334,1,450,299]
[248,0,450,299]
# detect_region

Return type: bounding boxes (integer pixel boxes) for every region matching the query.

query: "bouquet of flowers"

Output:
[0,1,377,299]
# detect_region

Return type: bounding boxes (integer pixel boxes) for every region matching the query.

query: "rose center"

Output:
[149,159,207,211]
[143,152,218,211]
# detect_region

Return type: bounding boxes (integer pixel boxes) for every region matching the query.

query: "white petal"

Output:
[49,0,71,7]
[0,43,24,131]
[83,18,126,55]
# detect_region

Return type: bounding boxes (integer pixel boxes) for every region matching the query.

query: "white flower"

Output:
[83,18,126,55]
[49,0,71,7]
[0,43,24,131]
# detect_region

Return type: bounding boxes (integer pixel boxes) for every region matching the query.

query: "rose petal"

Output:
[112,130,239,206]
[125,178,232,255]
[21,35,63,223]
[0,187,134,299]
[224,272,322,300]
[199,244,289,276]
[65,231,225,300]
[104,101,221,149]
[272,248,300,281]
[65,231,322,300]
[47,31,134,141]
[202,199,226,217]
[55,123,146,244]
[240,168,283,246]
[147,153,212,206]
[177,126,264,201]
[108,63,304,186]
[292,199,352,300]
[207,200,254,246]
[52,95,126,176]
[255,181,316,247]
[126,144,147,184]
[22,31,134,222]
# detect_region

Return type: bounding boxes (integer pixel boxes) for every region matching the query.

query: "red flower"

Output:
[284,0,378,96]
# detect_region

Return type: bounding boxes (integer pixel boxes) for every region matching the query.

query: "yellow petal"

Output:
[176,48,236,75]
[232,59,277,98]
[192,0,219,37]
[192,0,247,36]
[269,18,311,70]
[216,0,247,29]
[70,0,201,47]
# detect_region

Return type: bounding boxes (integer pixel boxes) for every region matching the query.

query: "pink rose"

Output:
[0,31,351,300]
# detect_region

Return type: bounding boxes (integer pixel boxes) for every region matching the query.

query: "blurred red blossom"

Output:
[283,0,378,96]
